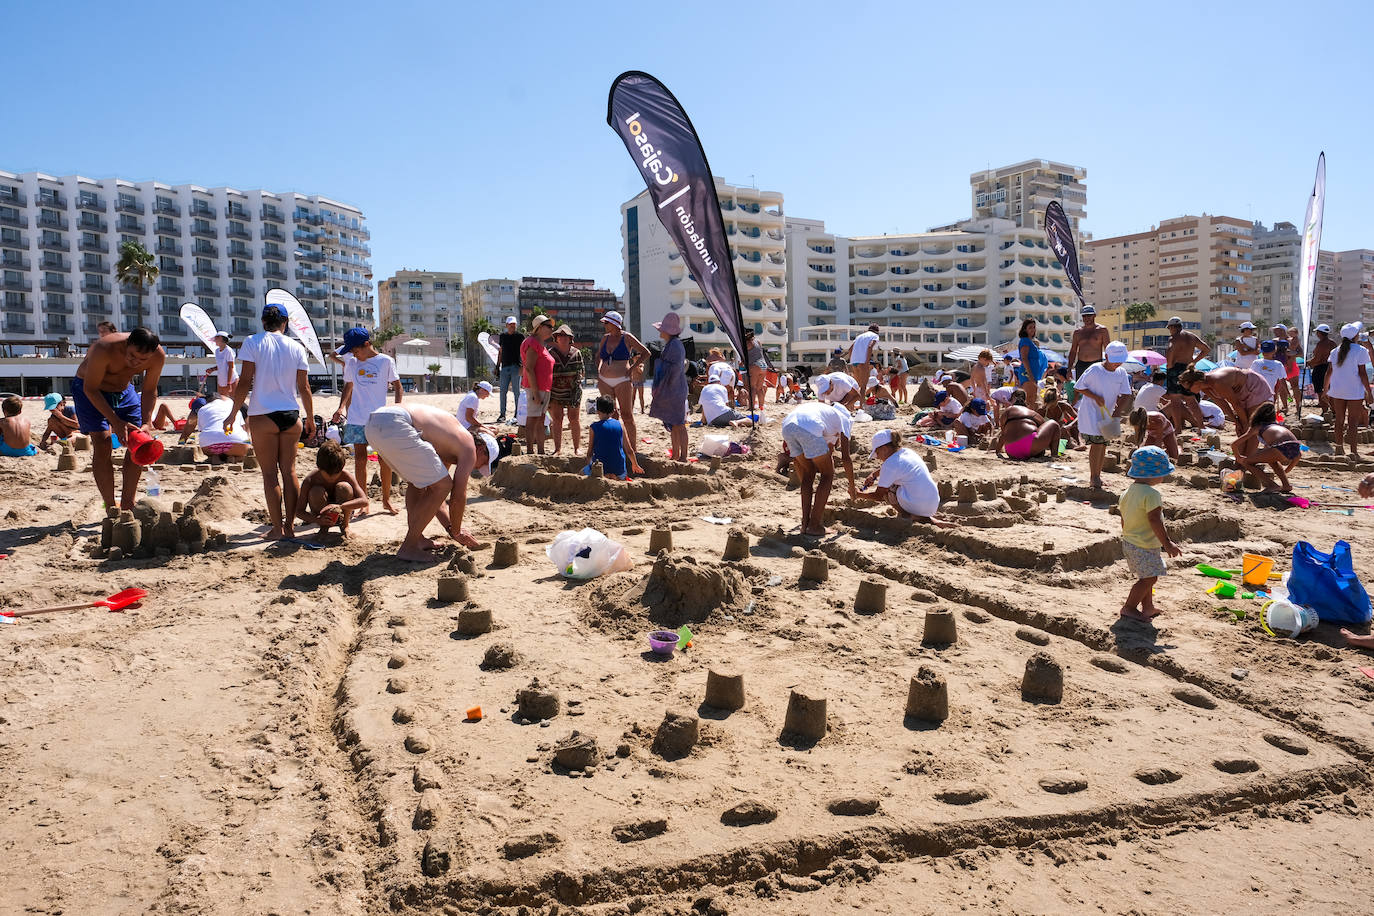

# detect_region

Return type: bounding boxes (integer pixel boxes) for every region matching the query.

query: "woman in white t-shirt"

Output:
[1324,323,1373,459]
[225,304,315,541]
[854,429,955,527]
[780,400,857,536]
[457,381,493,433]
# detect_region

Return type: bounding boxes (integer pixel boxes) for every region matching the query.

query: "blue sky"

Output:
[7,0,1371,305]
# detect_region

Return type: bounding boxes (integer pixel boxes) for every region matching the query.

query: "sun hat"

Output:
[504,315,517,326]
[213,329,231,340]
[43,392,62,411]
[1080,305,1096,316]
[1104,341,1130,363]
[262,303,288,321]
[553,324,574,338]
[869,429,896,457]
[530,314,552,332]
[1127,445,1176,480]
[1239,321,1256,330]
[1316,323,1331,334]
[653,312,682,336]
[1166,316,1183,327]
[475,432,499,477]
[600,310,624,330]
[336,326,370,355]
[476,381,493,394]
[1341,322,1360,340]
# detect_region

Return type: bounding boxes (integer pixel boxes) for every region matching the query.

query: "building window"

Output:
[408,292,422,301]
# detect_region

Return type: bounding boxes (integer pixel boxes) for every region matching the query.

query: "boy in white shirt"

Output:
[332,327,402,514]
[1133,370,1167,412]
[699,372,755,428]
[1249,340,1286,400]
[457,381,494,434]
[213,330,236,395]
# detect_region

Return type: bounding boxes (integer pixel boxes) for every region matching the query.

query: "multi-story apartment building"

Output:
[784,216,1081,367]
[1248,221,1300,329]
[517,277,615,344]
[377,270,464,342]
[0,170,370,348]
[462,278,520,331]
[1084,214,1253,335]
[620,179,788,359]
[969,160,1088,237]
[1330,250,1374,328]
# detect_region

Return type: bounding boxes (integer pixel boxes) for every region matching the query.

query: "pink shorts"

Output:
[203,443,237,456]
[1004,433,1035,460]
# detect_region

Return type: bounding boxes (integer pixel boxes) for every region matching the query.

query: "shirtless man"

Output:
[1309,324,1336,414]
[1162,317,1209,430]
[0,396,36,457]
[72,327,166,509]
[364,402,497,563]
[1067,305,1110,381]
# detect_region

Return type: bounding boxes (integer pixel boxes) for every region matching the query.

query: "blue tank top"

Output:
[590,417,628,476]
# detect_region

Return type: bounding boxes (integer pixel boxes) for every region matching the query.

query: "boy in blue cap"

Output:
[331,326,401,514]
[1119,445,1182,621]
[38,392,80,450]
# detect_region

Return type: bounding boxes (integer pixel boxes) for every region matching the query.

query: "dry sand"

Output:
[1,392,1373,915]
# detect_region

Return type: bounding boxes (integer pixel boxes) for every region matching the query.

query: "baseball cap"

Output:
[1166,316,1183,327]
[1341,322,1360,341]
[1239,321,1256,330]
[43,392,62,411]
[336,326,371,355]
[1080,305,1096,316]
[966,397,988,416]
[262,303,288,321]
[1316,323,1331,334]
[213,329,231,340]
[1260,339,1277,353]
[1001,352,1015,361]
[476,381,493,394]
[600,310,624,329]
[504,315,517,326]
[869,429,896,457]
[475,432,499,477]
[189,397,207,413]
[1272,323,1288,331]
[1104,341,1130,363]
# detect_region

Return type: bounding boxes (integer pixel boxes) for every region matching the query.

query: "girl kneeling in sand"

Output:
[855,430,956,528]
[1129,407,1179,459]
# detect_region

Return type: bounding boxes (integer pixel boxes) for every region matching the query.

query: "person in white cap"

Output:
[1075,341,1135,489]
[495,316,524,423]
[853,429,955,527]
[1232,321,1259,370]
[457,381,494,435]
[780,399,857,536]
[595,309,651,452]
[1323,322,1373,459]
[212,330,236,395]
[816,371,861,409]
[698,362,754,429]
[1067,305,1109,382]
[1309,324,1335,413]
[364,402,494,562]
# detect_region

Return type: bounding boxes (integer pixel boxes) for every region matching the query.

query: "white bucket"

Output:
[955,434,968,449]
[1263,599,1319,638]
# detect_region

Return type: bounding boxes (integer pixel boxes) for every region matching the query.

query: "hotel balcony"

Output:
[158,280,185,296]
[2,254,30,270]
[38,236,70,251]
[190,223,218,239]
[36,192,67,208]
[81,278,112,294]
[153,200,181,216]
[39,213,69,231]
[1,276,31,292]
[0,210,26,228]
[115,198,144,215]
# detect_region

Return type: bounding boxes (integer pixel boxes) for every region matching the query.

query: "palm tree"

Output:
[466,316,497,380]
[1123,300,1156,350]
[115,241,158,330]
[426,362,441,393]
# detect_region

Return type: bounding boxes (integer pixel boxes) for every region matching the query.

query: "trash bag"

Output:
[1287,540,1372,626]
[869,400,896,421]
[700,434,731,458]
[546,528,633,580]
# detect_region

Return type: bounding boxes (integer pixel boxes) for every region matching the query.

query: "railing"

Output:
[195,283,221,296]
[154,200,181,216]
[261,206,285,222]
[189,203,216,218]
[39,213,69,230]
[192,243,218,258]
[158,281,185,295]
[38,236,70,251]
[76,195,104,212]
[36,192,66,208]
[45,300,75,314]
[1,276,30,291]
[115,198,144,215]
[81,278,112,293]
[44,319,74,334]
[0,190,26,206]
[190,223,217,239]
[158,261,182,275]
[117,218,145,234]
[4,320,36,333]
[78,216,108,233]
[1,255,30,270]
[156,240,182,255]
[0,210,26,228]
[262,226,285,241]
[226,225,251,240]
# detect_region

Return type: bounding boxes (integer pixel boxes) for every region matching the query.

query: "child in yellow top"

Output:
[1119,446,1181,621]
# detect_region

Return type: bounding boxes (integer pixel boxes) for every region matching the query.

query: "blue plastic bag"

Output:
[1287,540,1372,626]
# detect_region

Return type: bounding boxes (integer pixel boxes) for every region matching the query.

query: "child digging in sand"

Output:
[584,395,644,480]
[297,440,369,539]
[1119,446,1182,621]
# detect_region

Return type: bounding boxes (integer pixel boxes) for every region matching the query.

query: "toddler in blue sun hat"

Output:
[1118,446,1182,622]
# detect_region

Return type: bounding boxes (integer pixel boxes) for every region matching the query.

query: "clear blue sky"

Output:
[7,0,1371,309]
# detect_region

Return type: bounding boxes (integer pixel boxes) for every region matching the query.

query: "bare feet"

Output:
[1341,628,1374,650]
[263,526,286,541]
[396,544,443,563]
[1119,607,1152,622]
[382,502,399,516]
[802,525,828,537]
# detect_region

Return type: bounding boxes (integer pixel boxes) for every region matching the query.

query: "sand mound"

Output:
[586,552,747,634]
[186,474,251,522]
[488,454,725,505]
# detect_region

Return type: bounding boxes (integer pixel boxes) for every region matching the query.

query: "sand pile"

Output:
[587,552,747,633]
[185,474,251,522]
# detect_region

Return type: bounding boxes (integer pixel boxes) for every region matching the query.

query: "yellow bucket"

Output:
[1242,554,1274,587]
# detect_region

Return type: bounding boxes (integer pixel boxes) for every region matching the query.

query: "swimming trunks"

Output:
[1165,362,1197,398]
[1273,440,1302,461]
[1311,364,1329,395]
[265,410,300,432]
[1004,433,1035,460]
[71,376,142,434]
[0,441,37,457]
[1073,359,1098,379]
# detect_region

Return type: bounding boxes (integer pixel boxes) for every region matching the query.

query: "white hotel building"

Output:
[0,170,372,350]
[620,179,789,358]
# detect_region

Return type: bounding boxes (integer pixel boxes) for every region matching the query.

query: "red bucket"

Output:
[124,427,164,466]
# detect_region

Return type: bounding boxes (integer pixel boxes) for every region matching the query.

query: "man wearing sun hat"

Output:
[496,315,524,423]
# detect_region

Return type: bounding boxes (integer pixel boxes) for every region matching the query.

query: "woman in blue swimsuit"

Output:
[596,310,651,454]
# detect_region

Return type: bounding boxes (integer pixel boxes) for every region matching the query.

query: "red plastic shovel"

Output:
[2,587,147,619]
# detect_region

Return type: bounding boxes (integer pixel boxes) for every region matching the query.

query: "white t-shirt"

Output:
[958,411,992,431]
[896,357,909,373]
[1250,358,1285,394]
[195,398,250,448]
[238,331,308,415]
[215,344,236,385]
[1234,337,1258,369]
[850,331,879,364]
[990,386,1016,404]
[877,447,939,518]
[699,382,733,424]
[708,363,736,386]
[344,354,399,424]
[1133,382,1165,412]
[938,398,962,418]
[789,401,852,444]
[1075,363,1132,437]
[1199,399,1226,429]
[457,391,482,427]
[819,372,857,403]
[1327,344,1373,400]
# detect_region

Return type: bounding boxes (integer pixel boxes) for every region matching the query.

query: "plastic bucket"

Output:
[124,428,164,466]
[1242,554,1274,587]
[1262,599,1319,638]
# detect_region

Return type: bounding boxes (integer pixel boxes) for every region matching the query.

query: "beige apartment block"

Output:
[969,159,1087,238]
[462,278,520,333]
[1331,249,1374,327]
[377,269,463,342]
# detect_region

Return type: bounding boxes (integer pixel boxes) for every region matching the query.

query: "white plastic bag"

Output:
[545,527,633,579]
[699,434,731,458]
[852,410,873,423]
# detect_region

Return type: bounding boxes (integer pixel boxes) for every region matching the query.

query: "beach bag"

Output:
[870,400,896,421]
[300,415,327,447]
[1287,540,1372,626]
[494,433,518,461]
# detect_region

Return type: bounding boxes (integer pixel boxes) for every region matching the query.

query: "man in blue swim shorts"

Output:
[72,327,166,509]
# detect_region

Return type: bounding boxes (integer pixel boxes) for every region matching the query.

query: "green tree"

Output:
[465,316,498,380]
[373,323,405,346]
[1123,300,1156,350]
[115,240,158,330]
[427,362,441,392]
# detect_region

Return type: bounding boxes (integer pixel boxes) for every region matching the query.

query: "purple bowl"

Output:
[648,630,680,655]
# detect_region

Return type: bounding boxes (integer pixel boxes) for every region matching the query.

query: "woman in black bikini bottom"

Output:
[1231,402,1301,493]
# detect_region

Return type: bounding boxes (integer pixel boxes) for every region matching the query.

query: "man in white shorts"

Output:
[365,403,497,562]
[333,326,402,514]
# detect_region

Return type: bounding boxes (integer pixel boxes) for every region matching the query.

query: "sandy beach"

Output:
[2,391,1372,915]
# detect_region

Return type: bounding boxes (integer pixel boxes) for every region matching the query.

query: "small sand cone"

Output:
[800,550,829,582]
[1022,652,1064,703]
[937,480,953,502]
[510,440,524,456]
[73,435,90,451]
[956,481,976,504]
[56,452,77,471]
[437,575,469,602]
[783,690,827,741]
[722,528,750,561]
[704,669,745,711]
[905,665,949,722]
[977,480,996,499]
[854,578,887,614]
[589,461,604,479]
[924,450,937,472]
[456,606,493,635]
[243,455,259,470]
[492,538,519,568]
[647,527,673,555]
[922,608,957,646]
